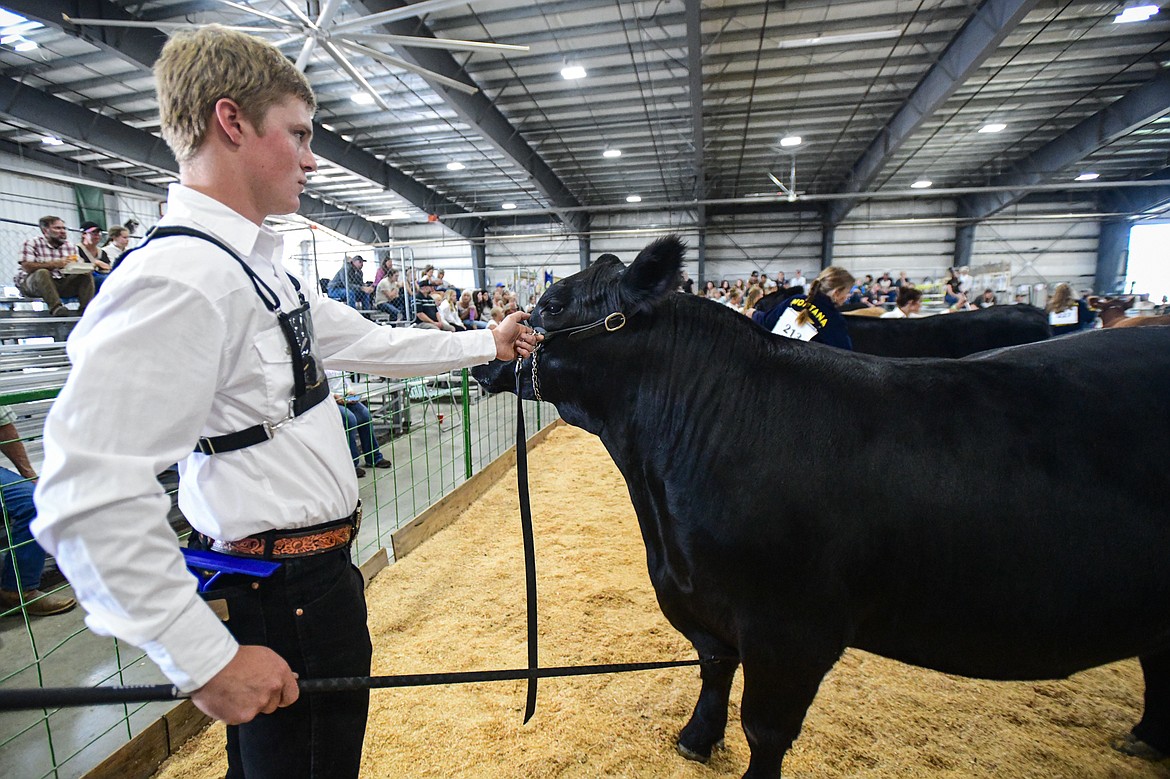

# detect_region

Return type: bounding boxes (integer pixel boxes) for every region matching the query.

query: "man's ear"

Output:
[212,98,248,146]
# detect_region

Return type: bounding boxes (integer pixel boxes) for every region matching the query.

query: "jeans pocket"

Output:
[201,576,268,647]
[295,564,371,678]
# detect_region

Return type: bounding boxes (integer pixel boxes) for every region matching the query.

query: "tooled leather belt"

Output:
[210,503,362,559]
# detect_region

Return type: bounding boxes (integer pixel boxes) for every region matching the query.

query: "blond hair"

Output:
[155,25,316,162]
[797,266,855,327]
[1047,282,1075,313]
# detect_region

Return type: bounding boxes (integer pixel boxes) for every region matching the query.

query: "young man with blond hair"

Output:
[33,25,538,778]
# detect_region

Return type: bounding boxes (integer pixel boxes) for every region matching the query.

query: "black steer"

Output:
[473,236,1170,778]
[845,304,1053,357]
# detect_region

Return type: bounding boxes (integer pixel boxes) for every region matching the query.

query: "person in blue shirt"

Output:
[753,266,856,350]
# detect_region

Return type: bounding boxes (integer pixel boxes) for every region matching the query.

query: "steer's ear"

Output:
[620,235,685,314]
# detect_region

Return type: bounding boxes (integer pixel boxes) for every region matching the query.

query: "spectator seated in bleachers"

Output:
[327,254,374,310]
[0,403,76,617]
[975,288,998,308]
[412,280,447,330]
[438,289,467,331]
[15,215,95,317]
[77,221,114,293]
[458,290,488,329]
[374,270,406,322]
[327,372,392,478]
[97,225,131,289]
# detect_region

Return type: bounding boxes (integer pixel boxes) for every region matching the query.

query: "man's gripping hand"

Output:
[190,645,299,724]
[492,310,541,361]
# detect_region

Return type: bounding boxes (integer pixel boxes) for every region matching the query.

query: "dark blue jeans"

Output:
[1,466,43,591]
[328,287,372,310]
[339,402,385,467]
[206,547,372,779]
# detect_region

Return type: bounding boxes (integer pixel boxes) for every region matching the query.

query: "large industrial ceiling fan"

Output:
[63,0,529,109]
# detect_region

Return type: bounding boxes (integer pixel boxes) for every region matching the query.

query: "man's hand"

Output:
[492,310,541,361]
[190,645,299,725]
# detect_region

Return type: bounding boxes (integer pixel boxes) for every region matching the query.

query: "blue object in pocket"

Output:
[182,547,281,593]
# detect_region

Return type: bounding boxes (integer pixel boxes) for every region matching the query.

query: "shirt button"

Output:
[295,608,304,617]
[251,582,260,590]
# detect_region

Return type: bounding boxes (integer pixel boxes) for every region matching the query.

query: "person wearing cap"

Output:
[14,215,95,317]
[327,254,374,310]
[77,221,115,292]
[412,279,446,329]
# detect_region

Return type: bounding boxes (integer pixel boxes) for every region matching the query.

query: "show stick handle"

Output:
[0,683,181,710]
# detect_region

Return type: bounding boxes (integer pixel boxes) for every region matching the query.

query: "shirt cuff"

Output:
[471,328,498,362]
[137,595,239,693]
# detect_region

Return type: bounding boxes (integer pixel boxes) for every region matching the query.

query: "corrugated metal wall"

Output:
[474,198,1102,294]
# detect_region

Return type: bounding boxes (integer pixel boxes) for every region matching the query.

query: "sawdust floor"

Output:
[156,425,1170,778]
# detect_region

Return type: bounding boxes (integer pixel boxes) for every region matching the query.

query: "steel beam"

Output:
[953,223,976,268]
[685,0,705,205]
[958,72,1170,221]
[0,76,386,243]
[15,0,479,240]
[821,221,835,270]
[1099,168,1170,217]
[347,1,586,234]
[1094,220,1129,295]
[827,0,1037,225]
[5,0,168,71]
[0,138,167,198]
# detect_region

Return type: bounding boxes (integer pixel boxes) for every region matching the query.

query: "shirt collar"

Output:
[162,184,281,261]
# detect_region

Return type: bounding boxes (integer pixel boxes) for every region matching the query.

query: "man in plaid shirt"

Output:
[14,215,95,317]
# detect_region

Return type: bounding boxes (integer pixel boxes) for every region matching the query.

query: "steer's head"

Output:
[472,235,685,402]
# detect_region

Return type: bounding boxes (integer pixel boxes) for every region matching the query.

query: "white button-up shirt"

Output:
[33,185,497,692]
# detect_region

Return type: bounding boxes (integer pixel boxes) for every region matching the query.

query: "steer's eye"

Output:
[542,301,564,316]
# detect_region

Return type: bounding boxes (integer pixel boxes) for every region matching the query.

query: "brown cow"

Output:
[1088,296,1170,328]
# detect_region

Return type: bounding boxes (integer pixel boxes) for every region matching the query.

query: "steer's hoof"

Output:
[676,738,724,763]
[676,742,709,763]
[1112,733,1169,763]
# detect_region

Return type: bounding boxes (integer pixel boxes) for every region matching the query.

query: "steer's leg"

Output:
[677,642,739,762]
[1124,650,1170,759]
[738,648,838,779]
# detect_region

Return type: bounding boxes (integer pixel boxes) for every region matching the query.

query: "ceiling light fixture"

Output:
[910,180,933,189]
[626,195,642,203]
[389,210,408,219]
[501,202,517,210]
[777,29,902,49]
[350,91,375,105]
[41,135,63,146]
[12,38,36,51]
[979,123,1007,133]
[1075,172,1100,181]
[561,64,587,80]
[779,135,802,148]
[446,161,465,171]
[602,149,622,158]
[1114,5,1159,23]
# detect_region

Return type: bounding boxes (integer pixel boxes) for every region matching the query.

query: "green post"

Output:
[461,369,472,479]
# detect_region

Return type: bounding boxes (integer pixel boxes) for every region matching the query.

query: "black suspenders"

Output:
[116,226,331,455]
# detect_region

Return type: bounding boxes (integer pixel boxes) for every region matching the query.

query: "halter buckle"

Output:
[604,312,626,332]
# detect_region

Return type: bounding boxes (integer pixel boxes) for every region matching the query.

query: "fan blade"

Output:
[210,0,298,28]
[294,37,318,71]
[337,39,479,96]
[767,172,786,191]
[347,32,528,54]
[271,0,316,29]
[320,40,394,112]
[331,0,484,35]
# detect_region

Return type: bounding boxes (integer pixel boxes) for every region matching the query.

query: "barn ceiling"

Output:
[0,0,1167,243]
